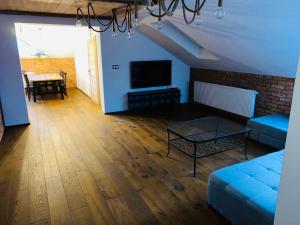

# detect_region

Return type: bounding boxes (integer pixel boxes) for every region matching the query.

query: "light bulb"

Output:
[195,14,203,25]
[112,31,117,38]
[76,19,82,27]
[215,6,225,19]
[144,0,156,12]
[133,18,139,29]
[166,11,173,17]
[127,30,133,40]
[155,21,163,30]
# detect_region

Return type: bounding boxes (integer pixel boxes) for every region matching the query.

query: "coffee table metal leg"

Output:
[244,131,251,160]
[193,143,197,177]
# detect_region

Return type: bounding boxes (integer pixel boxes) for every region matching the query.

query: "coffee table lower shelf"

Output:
[167,131,250,177]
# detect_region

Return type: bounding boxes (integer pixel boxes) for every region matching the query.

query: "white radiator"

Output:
[193,81,257,118]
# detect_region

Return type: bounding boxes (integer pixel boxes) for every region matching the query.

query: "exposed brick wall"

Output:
[190,69,295,116]
[20,57,77,88]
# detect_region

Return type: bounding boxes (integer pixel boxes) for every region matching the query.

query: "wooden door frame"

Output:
[87,33,101,105]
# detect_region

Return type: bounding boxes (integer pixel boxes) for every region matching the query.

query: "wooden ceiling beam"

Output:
[0,0,145,19]
[0,10,112,20]
[90,0,143,4]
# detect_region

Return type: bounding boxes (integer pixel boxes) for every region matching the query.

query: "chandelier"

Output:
[76,0,138,39]
[76,0,225,38]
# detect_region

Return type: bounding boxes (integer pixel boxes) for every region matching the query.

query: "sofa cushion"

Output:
[247,114,289,149]
[207,150,284,225]
[249,114,288,132]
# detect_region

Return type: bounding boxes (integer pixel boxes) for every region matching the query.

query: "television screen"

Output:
[130,60,172,88]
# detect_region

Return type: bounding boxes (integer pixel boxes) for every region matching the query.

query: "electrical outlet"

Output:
[112,65,119,70]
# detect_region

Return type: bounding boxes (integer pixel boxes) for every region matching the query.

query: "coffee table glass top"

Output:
[167,116,251,143]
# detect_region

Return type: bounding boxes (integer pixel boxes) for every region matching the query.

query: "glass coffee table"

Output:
[167,116,251,177]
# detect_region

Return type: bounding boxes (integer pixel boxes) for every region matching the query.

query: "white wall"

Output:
[274,55,300,225]
[100,29,190,113]
[0,15,29,126]
[15,23,89,58]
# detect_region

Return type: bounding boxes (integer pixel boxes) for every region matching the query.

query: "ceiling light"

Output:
[195,13,203,25]
[75,0,225,37]
[76,0,138,39]
[215,0,225,19]
[76,19,82,27]
[144,0,225,26]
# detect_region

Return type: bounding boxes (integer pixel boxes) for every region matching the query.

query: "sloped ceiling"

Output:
[139,0,300,77]
[139,18,218,66]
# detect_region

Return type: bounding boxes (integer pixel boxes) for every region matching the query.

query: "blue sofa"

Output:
[247,114,289,149]
[207,150,284,225]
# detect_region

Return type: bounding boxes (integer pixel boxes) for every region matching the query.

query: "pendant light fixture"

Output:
[76,0,138,39]
[144,0,225,25]
[75,0,225,38]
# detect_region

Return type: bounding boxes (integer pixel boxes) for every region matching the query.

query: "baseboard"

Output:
[104,110,129,115]
[6,122,30,128]
[104,102,191,115]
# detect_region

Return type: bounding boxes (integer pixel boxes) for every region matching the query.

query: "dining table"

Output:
[27,73,64,102]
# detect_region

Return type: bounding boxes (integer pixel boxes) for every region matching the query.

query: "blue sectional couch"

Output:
[207,150,284,225]
[247,114,289,149]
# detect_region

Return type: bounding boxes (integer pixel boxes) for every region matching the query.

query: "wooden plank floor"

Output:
[0,89,273,225]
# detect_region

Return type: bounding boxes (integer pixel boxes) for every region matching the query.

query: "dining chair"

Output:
[45,76,58,95]
[23,73,46,101]
[23,73,33,101]
[59,70,68,97]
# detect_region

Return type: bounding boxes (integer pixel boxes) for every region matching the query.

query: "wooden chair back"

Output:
[60,70,67,87]
[23,73,30,88]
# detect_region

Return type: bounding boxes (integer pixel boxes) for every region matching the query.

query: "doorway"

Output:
[14,23,102,106]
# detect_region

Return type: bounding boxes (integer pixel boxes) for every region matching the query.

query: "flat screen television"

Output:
[130,60,172,88]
